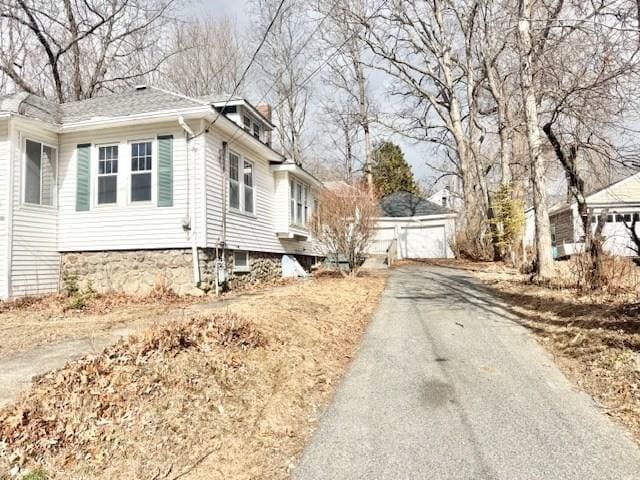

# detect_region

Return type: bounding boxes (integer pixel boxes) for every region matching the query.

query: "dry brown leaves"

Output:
[0,276,387,480]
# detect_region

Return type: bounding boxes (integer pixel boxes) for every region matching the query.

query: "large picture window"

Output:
[131,141,152,202]
[228,152,254,214]
[24,139,57,206]
[98,145,118,204]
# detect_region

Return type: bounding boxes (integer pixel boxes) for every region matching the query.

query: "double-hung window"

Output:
[24,139,57,206]
[98,145,118,204]
[228,152,255,214]
[290,179,310,226]
[131,141,152,202]
[229,152,240,210]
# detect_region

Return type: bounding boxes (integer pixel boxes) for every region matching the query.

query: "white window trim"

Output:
[21,137,58,209]
[94,142,121,207]
[228,151,256,216]
[127,138,156,205]
[233,250,250,273]
[289,177,310,227]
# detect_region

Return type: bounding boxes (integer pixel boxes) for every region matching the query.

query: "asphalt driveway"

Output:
[294,265,640,480]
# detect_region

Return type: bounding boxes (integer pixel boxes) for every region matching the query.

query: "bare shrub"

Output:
[451,225,494,261]
[312,183,379,274]
[570,254,638,294]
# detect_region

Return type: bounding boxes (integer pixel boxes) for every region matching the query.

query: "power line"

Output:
[224,0,391,152]
[191,0,287,139]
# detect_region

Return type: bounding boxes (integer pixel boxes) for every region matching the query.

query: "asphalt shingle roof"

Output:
[380,191,454,217]
[0,87,222,124]
[61,87,207,122]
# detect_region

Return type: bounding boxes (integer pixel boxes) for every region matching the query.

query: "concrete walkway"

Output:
[294,265,640,480]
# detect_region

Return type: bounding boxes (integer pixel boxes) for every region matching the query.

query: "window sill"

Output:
[289,224,309,231]
[233,267,251,273]
[20,203,57,211]
[229,208,257,219]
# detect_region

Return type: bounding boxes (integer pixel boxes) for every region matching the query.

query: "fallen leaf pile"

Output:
[0,276,387,480]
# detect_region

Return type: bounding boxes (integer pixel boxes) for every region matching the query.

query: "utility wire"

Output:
[223,0,391,152]
[190,0,287,140]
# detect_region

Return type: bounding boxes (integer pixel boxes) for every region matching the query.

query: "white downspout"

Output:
[179,116,201,287]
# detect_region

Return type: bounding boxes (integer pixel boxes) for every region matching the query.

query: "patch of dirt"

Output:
[0,276,387,479]
[458,260,640,443]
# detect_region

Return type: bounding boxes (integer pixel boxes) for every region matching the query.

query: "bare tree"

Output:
[317,0,376,188]
[312,183,379,274]
[516,0,555,278]
[0,0,183,102]
[159,15,247,97]
[532,0,640,282]
[250,0,313,164]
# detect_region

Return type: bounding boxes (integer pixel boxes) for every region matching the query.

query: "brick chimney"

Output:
[256,103,273,146]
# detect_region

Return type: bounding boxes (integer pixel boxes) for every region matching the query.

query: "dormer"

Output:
[212,99,273,146]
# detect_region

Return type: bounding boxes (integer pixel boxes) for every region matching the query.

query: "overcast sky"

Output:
[190,0,435,185]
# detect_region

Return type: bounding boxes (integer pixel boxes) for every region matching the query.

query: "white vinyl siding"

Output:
[205,130,320,255]
[0,119,9,299]
[57,121,198,251]
[9,119,60,297]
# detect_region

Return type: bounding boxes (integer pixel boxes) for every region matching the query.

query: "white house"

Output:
[0,86,324,299]
[369,191,457,259]
[523,172,640,257]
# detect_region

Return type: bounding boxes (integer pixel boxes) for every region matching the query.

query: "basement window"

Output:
[233,251,250,273]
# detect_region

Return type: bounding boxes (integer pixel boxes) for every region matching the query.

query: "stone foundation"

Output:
[198,250,283,292]
[62,249,196,295]
[62,249,318,296]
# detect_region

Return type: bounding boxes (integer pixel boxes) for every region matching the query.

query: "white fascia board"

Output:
[375,214,457,221]
[211,99,275,130]
[269,163,324,189]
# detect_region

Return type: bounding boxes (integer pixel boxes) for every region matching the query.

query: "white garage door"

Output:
[401,225,447,259]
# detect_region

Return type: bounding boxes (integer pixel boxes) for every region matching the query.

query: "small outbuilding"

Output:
[369,191,457,259]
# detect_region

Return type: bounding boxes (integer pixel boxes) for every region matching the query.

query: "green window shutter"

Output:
[157,135,174,207]
[76,143,91,211]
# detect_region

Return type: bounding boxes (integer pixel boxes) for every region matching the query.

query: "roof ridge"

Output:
[147,86,210,107]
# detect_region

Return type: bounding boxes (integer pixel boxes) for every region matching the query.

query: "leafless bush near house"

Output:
[311,183,379,274]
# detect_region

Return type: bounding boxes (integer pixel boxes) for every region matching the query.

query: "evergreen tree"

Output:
[371,142,418,196]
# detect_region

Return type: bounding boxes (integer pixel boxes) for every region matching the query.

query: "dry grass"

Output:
[453,259,640,442]
[0,275,387,480]
[0,292,202,360]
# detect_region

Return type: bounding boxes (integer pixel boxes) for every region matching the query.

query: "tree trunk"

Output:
[352,44,373,191]
[518,0,554,279]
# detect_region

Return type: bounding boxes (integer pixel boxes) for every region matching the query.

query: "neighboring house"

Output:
[0,86,323,300]
[523,172,640,257]
[369,191,457,259]
[428,185,462,212]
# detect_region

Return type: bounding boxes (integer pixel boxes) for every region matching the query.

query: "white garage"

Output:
[368,191,457,260]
